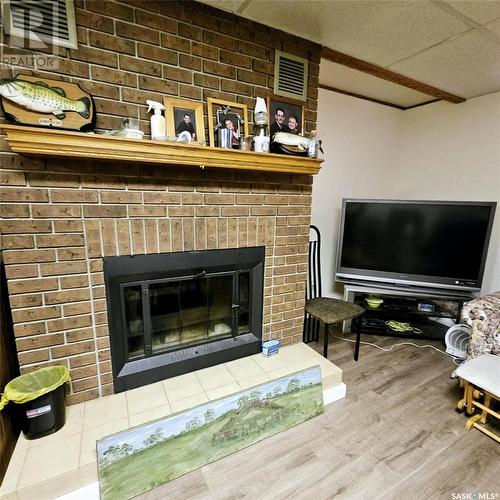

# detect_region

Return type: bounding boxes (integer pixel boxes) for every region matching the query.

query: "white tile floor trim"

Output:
[1,343,344,500]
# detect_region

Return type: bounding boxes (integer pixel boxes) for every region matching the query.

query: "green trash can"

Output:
[0,366,71,439]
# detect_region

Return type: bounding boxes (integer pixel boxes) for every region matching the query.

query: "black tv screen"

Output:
[336,199,496,292]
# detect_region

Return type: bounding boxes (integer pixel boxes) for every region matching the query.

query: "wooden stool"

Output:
[305,297,365,359]
[456,354,500,443]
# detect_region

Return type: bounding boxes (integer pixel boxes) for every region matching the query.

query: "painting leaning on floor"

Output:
[97,366,324,500]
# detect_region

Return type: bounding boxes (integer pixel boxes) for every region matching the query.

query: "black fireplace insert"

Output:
[104,247,265,392]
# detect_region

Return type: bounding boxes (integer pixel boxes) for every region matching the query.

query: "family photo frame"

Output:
[267,95,305,137]
[207,98,249,148]
[163,97,205,144]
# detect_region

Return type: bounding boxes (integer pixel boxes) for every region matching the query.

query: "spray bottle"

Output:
[146,100,166,140]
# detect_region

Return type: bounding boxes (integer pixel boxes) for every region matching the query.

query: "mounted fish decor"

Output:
[0,75,95,131]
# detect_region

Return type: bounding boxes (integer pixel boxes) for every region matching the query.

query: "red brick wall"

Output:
[0,0,320,137]
[0,0,320,403]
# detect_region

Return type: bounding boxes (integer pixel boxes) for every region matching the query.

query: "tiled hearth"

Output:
[0,344,346,500]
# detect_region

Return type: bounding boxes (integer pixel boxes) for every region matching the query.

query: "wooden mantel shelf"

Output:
[0,125,323,175]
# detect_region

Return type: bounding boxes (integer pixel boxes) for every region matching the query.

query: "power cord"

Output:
[329,332,463,366]
[385,320,423,334]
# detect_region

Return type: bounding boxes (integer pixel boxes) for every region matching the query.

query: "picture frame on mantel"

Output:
[164,97,205,144]
[267,94,305,137]
[207,98,249,148]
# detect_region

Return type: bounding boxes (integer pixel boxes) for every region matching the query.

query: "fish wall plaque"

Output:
[0,75,95,131]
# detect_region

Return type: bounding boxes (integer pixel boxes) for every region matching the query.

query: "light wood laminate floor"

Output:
[140,332,500,500]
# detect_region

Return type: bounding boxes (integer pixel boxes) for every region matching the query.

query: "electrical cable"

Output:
[329,332,463,366]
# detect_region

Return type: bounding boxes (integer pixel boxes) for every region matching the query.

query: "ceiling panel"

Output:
[238,0,471,66]
[390,29,500,98]
[202,0,248,13]
[320,60,433,108]
[197,0,500,105]
[441,0,500,24]
[485,16,500,37]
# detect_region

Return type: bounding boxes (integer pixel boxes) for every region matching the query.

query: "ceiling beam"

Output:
[319,84,440,111]
[318,84,406,110]
[321,47,466,104]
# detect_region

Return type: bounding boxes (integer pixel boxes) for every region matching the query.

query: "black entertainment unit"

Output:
[352,294,462,341]
[343,284,469,349]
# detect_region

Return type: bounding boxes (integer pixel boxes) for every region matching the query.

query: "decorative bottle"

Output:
[253,97,270,153]
[307,129,319,158]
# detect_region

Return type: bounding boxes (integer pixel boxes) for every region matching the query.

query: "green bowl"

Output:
[365,296,384,309]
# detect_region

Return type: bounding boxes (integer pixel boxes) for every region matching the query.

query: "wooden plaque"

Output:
[0,75,95,131]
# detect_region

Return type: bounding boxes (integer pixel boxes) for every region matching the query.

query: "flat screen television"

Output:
[335,199,497,293]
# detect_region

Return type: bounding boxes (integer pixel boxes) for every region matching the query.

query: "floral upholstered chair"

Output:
[462,291,500,360]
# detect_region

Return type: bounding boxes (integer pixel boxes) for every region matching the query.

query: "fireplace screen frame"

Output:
[104,247,265,392]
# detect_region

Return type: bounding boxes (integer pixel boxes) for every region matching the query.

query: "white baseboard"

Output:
[56,482,99,500]
[323,382,347,405]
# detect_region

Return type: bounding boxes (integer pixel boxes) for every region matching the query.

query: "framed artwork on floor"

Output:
[97,366,323,500]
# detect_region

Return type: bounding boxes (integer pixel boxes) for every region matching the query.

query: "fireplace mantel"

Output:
[1,122,314,404]
[0,124,323,175]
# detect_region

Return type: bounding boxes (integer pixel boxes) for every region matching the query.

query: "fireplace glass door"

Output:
[105,246,264,392]
[122,271,250,361]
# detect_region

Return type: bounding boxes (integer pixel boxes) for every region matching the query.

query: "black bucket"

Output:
[13,384,66,439]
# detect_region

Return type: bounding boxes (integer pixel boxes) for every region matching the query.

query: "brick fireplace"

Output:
[1,160,313,404]
[0,0,320,405]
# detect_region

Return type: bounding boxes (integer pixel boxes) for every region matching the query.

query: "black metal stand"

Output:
[324,324,329,358]
[354,320,361,361]
[303,225,322,343]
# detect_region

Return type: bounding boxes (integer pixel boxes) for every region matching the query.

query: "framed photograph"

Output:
[267,95,305,138]
[207,98,249,148]
[164,97,205,144]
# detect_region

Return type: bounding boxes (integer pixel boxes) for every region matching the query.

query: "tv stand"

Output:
[342,284,469,359]
[340,279,476,299]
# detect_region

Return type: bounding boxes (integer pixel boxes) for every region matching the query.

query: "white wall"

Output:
[312,89,500,296]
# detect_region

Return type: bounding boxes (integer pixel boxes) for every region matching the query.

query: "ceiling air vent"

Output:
[274,50,309,102]
[2,0,78,50]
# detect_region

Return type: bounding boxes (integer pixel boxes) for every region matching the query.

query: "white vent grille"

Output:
[3,0,78,50]
[274,50,309,102]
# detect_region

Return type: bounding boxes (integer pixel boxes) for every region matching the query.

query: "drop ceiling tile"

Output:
[232,0,337,45]
[200,0,249,13]
[320,60,434,108]
[197,0,500,99]
[390,29,500,98]
[238,0,471,66]
[442,0,500,24]
[485,16,500,37]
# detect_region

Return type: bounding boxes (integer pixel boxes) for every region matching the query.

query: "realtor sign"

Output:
[1,0,78,69]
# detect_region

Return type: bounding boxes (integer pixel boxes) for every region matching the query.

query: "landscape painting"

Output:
[97,366,323,500]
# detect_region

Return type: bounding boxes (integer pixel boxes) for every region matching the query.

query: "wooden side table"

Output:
[305,297,365,359]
